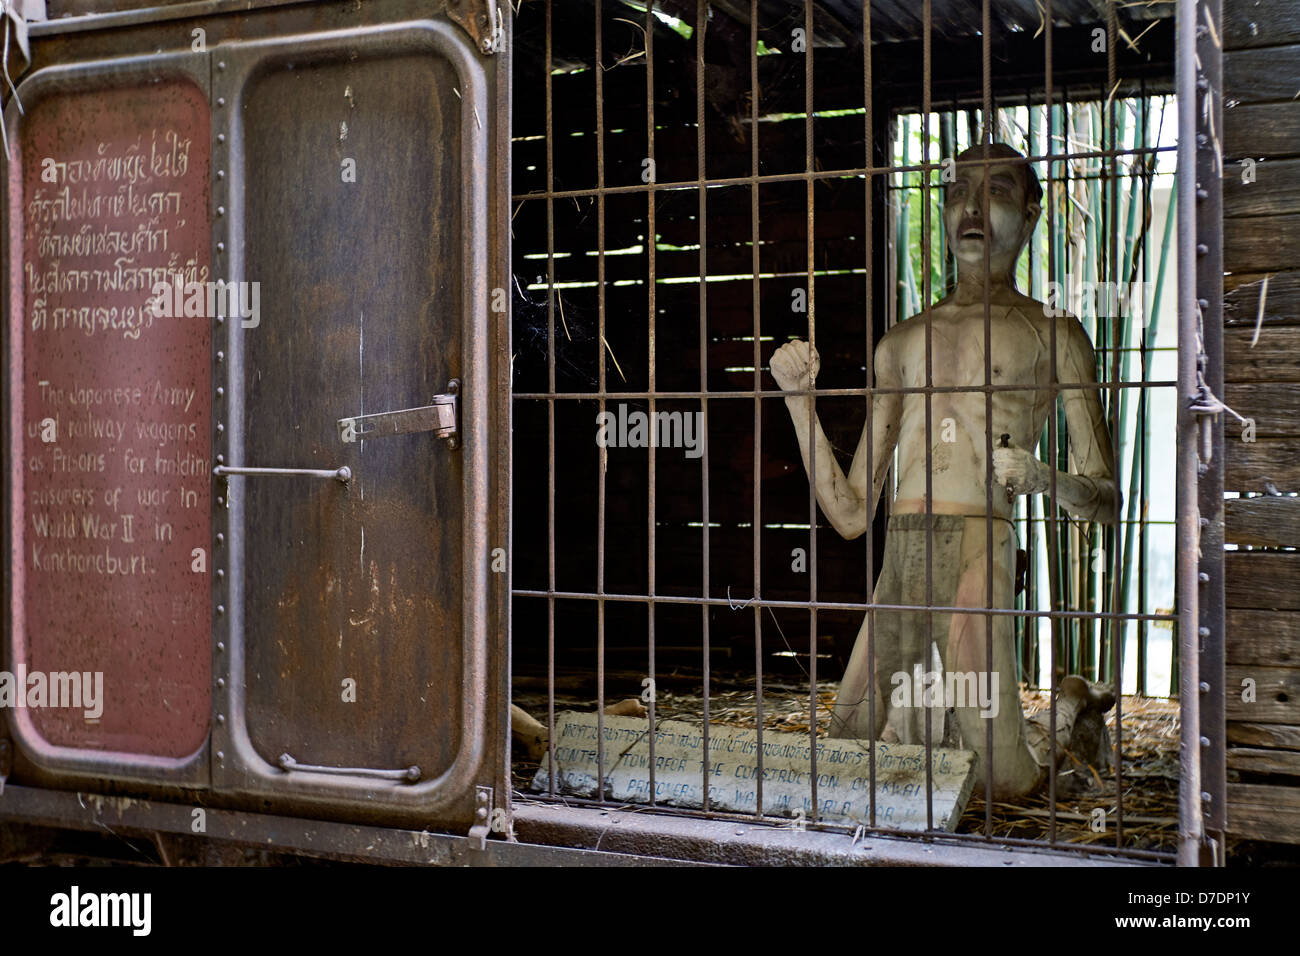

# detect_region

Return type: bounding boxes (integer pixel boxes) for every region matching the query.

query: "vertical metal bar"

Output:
[1106,0,1125,848]
[1137,80,1150,698]
[980,0,995,839]
[1044,0,1061,845]
[749,0,764,820]
[1061,84,1076,680]
[545,0,558,798]
[863,0,877,830]
[1175,0,1205,868]
[1195,0,1226,863]
[921,0,935,834]
[595,0,607,800]
[646,0,658,808]
[696,0,712,814]
[805,0,819,825]
[1024,89,1039,688]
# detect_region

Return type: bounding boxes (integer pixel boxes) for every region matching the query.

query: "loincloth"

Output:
[871,513,1018,733]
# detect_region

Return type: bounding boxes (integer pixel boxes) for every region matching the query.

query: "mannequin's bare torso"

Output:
[885,286,1112,521]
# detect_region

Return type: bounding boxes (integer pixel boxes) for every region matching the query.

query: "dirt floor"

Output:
[513,679,1181,853]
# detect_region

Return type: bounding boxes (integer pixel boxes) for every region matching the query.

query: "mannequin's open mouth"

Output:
[962,228,985,240]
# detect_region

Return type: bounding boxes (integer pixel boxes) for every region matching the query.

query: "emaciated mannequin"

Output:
[771,143,1117,799]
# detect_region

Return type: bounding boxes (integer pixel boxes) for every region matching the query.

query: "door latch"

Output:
[338,380,460,450]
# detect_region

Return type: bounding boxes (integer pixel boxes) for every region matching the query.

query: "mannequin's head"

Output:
[943,143,1042,282]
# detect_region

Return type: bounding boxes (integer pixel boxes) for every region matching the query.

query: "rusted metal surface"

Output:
[511,803,1154,868]
[1,0,509,844]
[1175,0,1205,868]
[445,0,501,56]
[0,782,1158,866]
[0,784,703,866]
[5,57,212,772]
[208,12,503,829]
[1191,0,1225,866]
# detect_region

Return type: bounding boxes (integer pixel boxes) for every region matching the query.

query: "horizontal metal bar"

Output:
[512,589,1177,622]
[0,785,704,867]
[278,753,420,783]
[512,381,1178,401]
[510,145,1178,204]
[515,800,1170,866]
[27,0,311,37]
[214,465,352,482]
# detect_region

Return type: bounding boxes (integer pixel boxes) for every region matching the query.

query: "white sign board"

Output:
[531,712,977,832]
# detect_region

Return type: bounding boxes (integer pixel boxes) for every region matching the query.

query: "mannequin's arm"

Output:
[772,337,903,539]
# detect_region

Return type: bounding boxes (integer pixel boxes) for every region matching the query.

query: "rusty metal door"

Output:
[208,8,508,832]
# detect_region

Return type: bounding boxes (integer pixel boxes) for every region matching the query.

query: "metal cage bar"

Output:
[508,0,1191,864]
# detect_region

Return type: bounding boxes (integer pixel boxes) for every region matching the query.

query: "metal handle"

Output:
[214,465,352,483]
[278,752,421,783]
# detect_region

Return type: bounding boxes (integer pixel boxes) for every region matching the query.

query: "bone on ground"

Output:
[511,700,646,762]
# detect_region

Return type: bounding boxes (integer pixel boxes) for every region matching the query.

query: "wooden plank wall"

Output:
[1221,1,1300,845]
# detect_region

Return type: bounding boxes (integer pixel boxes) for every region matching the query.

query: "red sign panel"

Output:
[8,78,211,760]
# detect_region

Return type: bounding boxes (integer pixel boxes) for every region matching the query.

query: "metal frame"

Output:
[510,0,1201,865]
[0,783,1154,866]
[3,0,512,840]
[1194,0,1226,866]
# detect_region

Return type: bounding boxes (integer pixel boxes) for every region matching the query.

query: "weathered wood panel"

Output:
[1225,608,1300,665]
[1225,2,1300,50]
[1224,272,1300,329]
[1225,552,1300,610]
[1224,103,1300,160]
[1225,665,1300,723]
[1224,213,1300,274]
[1223,45,1300,104]
[1227,747,1300,775]
[1223,384,1300,438]
[1224,325,1300,381]
[1229,782,1300,844]
[1223,158,1300,217]
[1224,440,1300,492]
[1227,721,1300,750]
[1224,498,1300,549]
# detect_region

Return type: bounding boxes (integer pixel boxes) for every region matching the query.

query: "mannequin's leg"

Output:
[942,518,1076,798]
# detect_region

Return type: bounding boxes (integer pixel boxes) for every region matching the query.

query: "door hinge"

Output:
[467,785,493,850]
[447,0,504,55]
